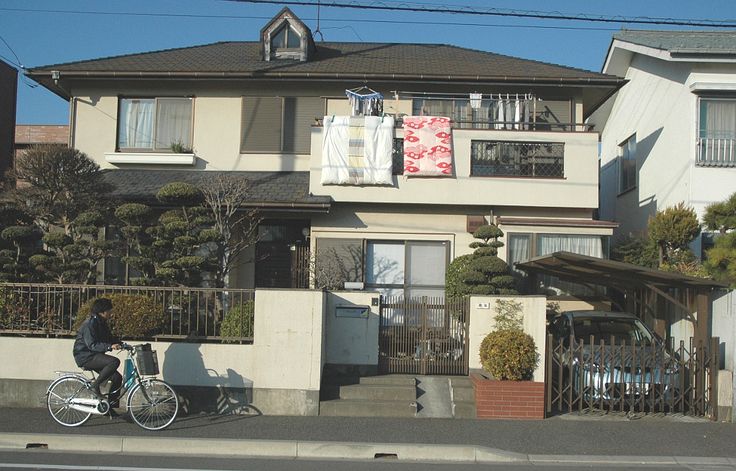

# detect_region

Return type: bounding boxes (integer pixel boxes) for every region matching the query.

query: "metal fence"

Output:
[697,138,736,167]
[546,334,719,420]
[378,296,469,375]
[0,283,255,343]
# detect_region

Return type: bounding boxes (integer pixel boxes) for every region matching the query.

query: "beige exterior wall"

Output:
[468,295,547,382]
[310,126,600,209]
[0,289,326,415]
[324,291,381,366]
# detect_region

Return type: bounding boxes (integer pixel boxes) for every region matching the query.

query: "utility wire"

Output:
[222,0,736,28]
[0,34,39,88]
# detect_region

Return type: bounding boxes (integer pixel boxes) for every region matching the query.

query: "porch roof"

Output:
[102,169,331,212]
[515,251,728,291]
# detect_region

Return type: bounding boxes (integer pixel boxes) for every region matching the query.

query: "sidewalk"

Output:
[1,407,736,465]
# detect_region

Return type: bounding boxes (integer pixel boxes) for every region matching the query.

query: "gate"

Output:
[378,296,469,375]
[545,335,720,420]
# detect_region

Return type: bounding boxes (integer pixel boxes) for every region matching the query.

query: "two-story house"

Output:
[591,30,736,256]
[27,8,624,294]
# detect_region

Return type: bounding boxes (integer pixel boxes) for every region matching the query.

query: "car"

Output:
[549,310,679,406]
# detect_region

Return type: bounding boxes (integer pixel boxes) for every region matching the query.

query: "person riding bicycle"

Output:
[72,298,122,411]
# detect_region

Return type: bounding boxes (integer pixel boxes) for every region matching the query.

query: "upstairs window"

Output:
[271,23,300,51]
[618,134,636,193]
[241,96,323,153]
[471,140,564,178]
[698,98,736,167]
[117,98,192,152]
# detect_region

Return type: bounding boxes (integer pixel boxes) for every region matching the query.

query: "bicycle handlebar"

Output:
[120,342,134,352]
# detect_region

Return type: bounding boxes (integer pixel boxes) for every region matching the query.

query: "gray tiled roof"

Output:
[29,42,615,81]
[613,30,736,53]
[102,170,330,208]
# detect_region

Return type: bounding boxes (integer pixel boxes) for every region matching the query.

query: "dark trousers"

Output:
[83,353,122,406]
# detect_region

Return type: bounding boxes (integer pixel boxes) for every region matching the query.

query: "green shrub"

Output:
[479,329,538,381]
[74,293,165,339]
[219,301,254,342]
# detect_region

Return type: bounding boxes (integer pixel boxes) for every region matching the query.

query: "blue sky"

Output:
[2,0,735,124]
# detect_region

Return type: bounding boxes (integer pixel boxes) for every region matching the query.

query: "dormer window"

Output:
[272,23,300,51]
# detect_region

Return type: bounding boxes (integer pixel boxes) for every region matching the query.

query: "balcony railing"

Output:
[470,140,565,178]
[697,138,736,167]
[0,283,255,343]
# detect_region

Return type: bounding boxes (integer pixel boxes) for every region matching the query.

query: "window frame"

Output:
[618,133,637,194]
[364,240,450,298]
[271,23,301,51]
[116,96,194,153]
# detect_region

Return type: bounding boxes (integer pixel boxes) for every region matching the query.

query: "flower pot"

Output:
[471,372,545,420]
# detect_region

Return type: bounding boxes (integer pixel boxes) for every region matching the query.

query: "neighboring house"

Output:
[26,8,624,294]
[591,30,736,256]
[0,60,17,177]
[14,124,69,160]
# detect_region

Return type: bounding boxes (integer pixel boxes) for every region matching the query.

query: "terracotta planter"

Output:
[471,372,545,420]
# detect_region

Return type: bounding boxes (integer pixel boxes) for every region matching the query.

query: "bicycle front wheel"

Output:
[46,376,94,427]
[127,379,178,430]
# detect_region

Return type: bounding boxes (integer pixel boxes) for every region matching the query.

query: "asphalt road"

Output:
[1,407,735,459]
[0,450,732,471]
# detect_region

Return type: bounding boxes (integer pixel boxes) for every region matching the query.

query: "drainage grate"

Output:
[26,443,48,449]
[374,453,398,460]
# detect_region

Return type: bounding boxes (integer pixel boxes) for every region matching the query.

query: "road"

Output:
[1,450,734,471]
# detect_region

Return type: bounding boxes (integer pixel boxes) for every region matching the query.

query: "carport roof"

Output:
[515,251,728,290]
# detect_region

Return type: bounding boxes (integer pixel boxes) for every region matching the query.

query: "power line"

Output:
[222,0,736,28]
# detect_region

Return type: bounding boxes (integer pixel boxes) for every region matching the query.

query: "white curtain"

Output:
[119,99,153,149]
[704,100,736,139]
[538,234,603,258]
[155,98,192,149]
[508,234,531,267]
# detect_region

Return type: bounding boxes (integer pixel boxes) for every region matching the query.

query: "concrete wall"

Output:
[0,289,326,416]
[324,291,381,367]
[468,295,547,383]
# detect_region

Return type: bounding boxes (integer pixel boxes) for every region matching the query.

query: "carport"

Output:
[516,251,729,342]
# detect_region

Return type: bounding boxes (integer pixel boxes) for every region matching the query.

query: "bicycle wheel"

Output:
[46,376,94,427]
[127,379,178,430]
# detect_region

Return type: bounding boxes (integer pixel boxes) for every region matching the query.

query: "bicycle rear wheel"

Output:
[46,376,94,427]
[127,379,178,430]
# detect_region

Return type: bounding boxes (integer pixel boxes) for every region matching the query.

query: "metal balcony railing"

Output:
[697,138,736,167]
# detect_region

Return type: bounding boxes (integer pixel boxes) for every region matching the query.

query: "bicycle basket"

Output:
[134,343,159,376]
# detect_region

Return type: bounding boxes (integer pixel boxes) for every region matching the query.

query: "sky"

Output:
[2,0,736,125]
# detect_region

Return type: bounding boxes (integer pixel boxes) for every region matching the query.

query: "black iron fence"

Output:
[0,283,255,343]
[546,334,719,420]
[379,296,469,375]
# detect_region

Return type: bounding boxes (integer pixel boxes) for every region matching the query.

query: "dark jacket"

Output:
[72,314,119,367]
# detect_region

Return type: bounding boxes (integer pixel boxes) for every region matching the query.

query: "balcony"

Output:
[697,138,736,167]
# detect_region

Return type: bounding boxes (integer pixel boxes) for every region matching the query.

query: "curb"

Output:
[1,433,735,466]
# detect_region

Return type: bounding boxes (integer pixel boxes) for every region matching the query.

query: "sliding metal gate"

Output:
[546,335,719,420]
[378,296,469,375]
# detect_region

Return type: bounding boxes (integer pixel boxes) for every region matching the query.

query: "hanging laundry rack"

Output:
[390,90,538,101]
[345,86,383,116]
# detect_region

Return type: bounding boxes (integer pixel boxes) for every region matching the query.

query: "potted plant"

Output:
[472,299,544,419]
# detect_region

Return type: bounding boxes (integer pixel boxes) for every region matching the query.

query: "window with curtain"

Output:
[117,98,192,151]
[618,134,636,193]
[698,98,736,166]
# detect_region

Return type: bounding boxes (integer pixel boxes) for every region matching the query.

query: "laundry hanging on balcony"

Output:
[402,116,453,177]
[345,86,384,116]
[321,115,394,185]
[489,94,532,130]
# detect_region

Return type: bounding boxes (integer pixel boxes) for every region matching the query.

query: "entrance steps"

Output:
[319,373,476,418]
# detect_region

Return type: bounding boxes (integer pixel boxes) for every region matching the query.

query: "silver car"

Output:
[549,310,679,404]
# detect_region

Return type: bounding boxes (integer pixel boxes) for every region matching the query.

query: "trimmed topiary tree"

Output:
[479,300,538,381]
[74,294,165,339]
[446,223,517,297]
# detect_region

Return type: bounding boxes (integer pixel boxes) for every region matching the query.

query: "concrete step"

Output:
[449,377,474,389]
[453,401,477,419]
[339,383,416,401]
[451,386,475,402]
[358,375,416,386]
[319,399,417,417]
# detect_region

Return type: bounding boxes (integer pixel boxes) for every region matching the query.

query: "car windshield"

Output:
[573,317,655,345]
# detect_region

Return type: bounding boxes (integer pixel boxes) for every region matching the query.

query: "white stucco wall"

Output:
[468,295,547,382]
[593,51,736,240]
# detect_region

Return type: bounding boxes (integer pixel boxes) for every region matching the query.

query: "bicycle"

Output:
[45,343,179,431]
